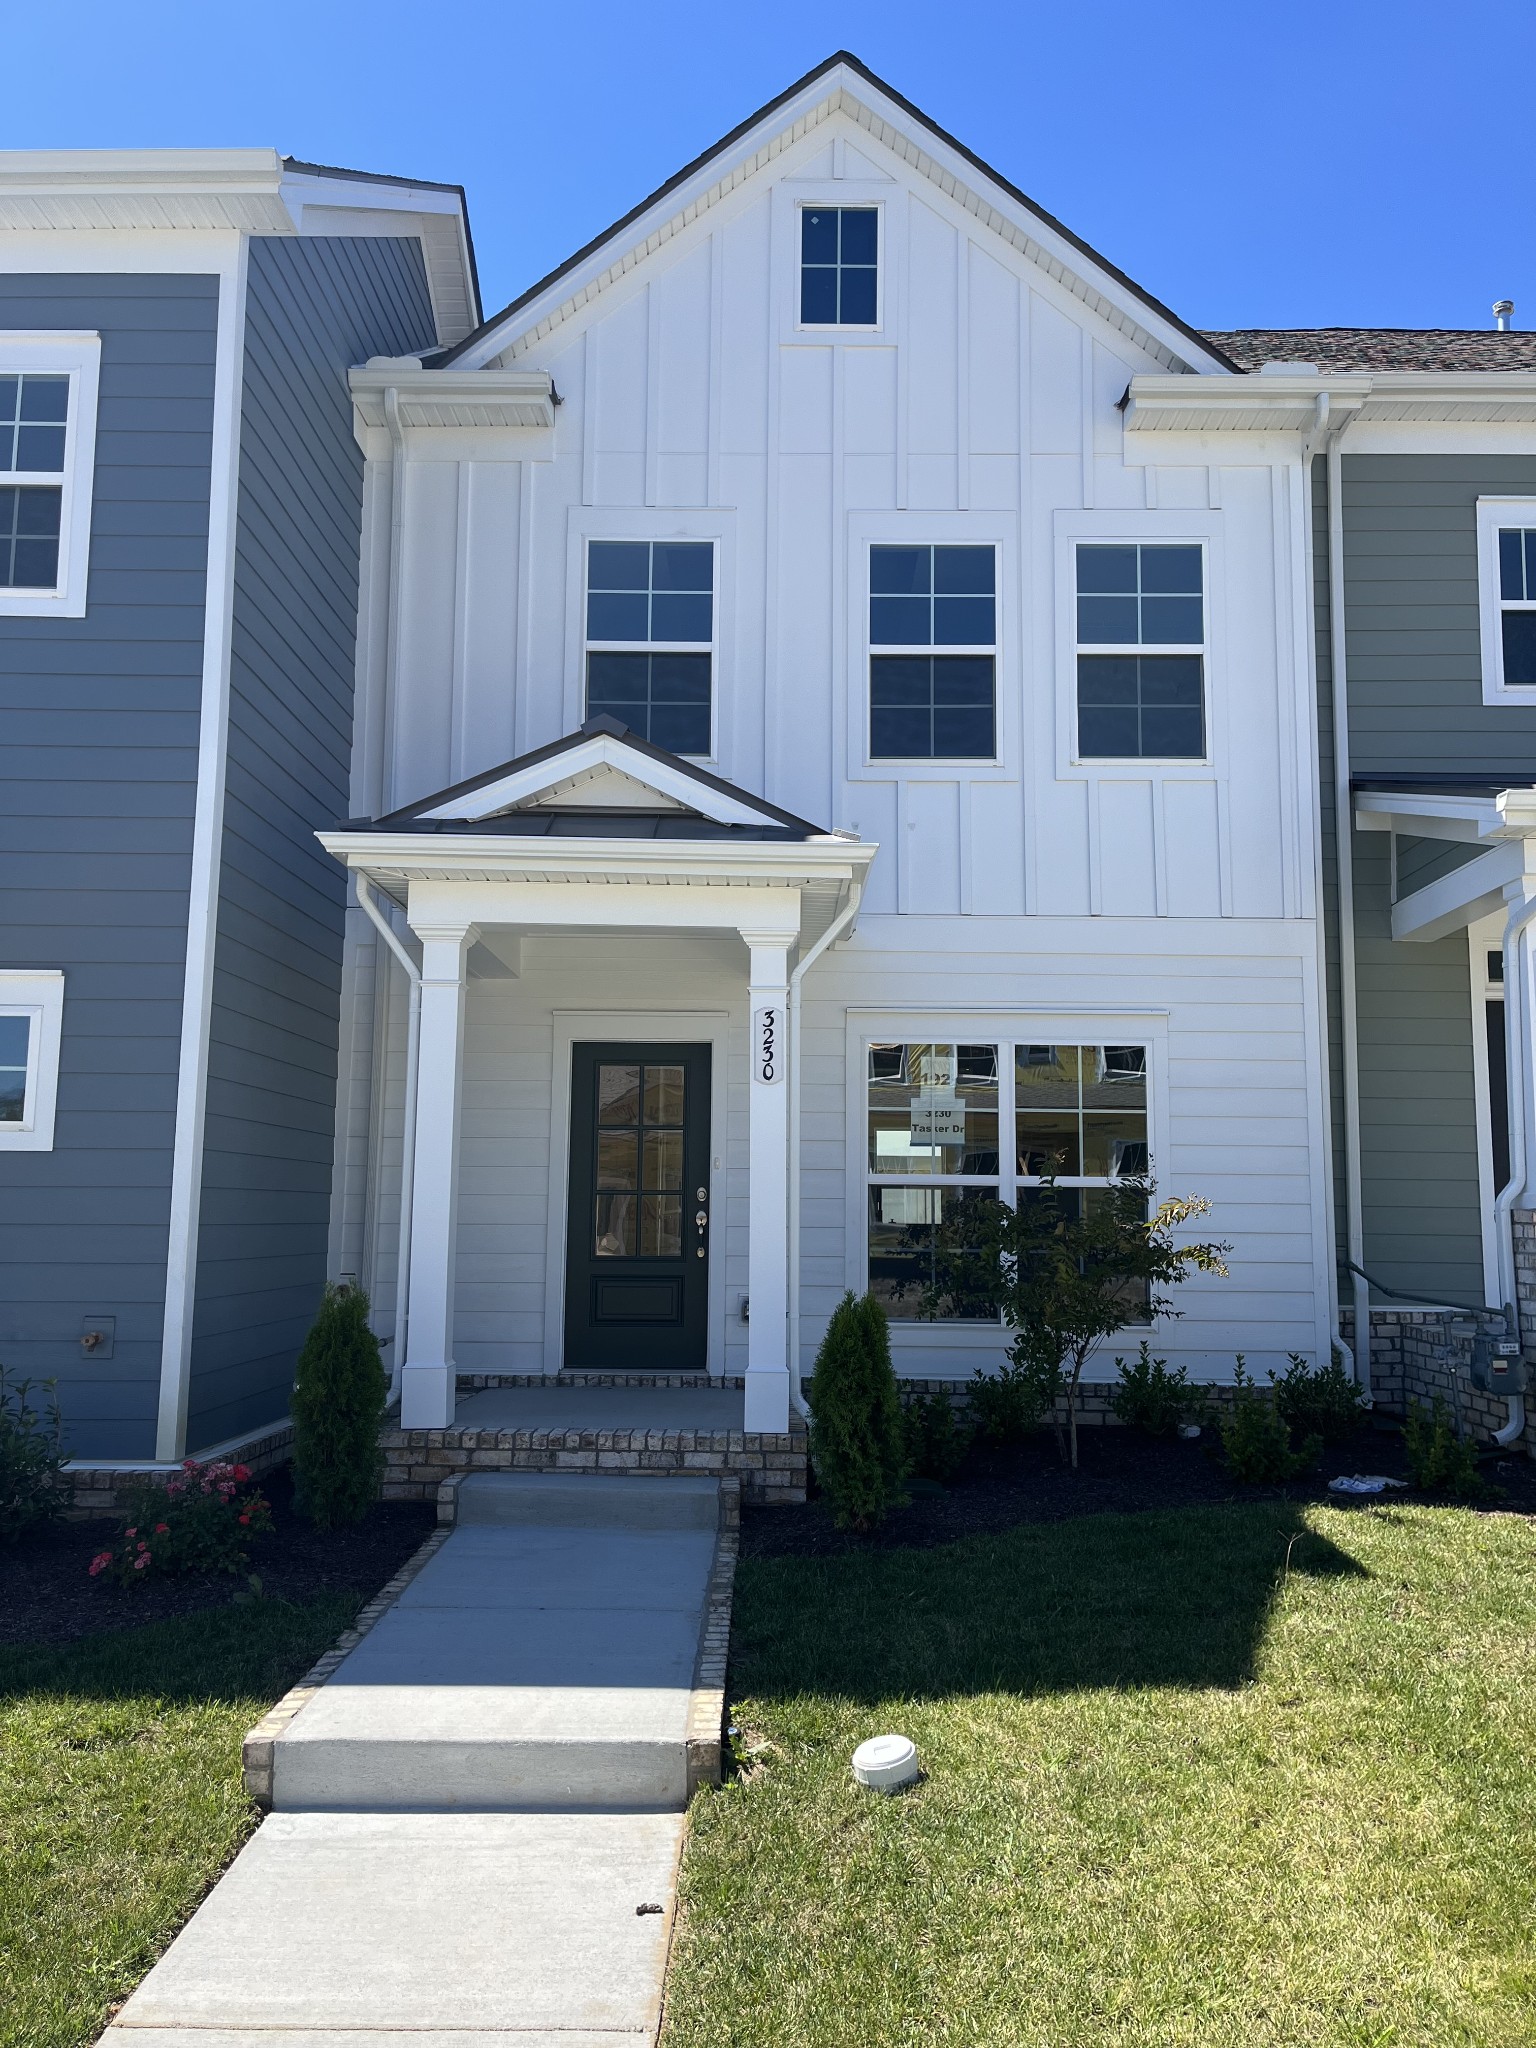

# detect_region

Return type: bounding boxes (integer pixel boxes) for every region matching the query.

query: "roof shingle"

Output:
[1204,328,1536,372]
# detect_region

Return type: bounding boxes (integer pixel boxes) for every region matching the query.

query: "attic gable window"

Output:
[585,539,714,756]
[0,338,99,618]
[800,207,878,327]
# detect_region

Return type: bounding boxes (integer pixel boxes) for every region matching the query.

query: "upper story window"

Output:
[585,539,714,756]
[869,543,996,760]
[1497,527,1536,685]
[0,970,65,1152]
[0,336,100,619]
[1075,543,1205,760]
[800,207,878,327]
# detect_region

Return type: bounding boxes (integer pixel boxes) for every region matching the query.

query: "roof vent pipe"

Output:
[1494,300,1515,331]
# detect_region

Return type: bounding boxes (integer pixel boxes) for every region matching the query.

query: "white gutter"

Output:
[355,875,421,1402]
[785,871,867,1420]
[1326,425,1372,1403]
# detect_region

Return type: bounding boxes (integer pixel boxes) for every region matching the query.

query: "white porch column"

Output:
[743,929,795,1432]
[400,918,478,1429]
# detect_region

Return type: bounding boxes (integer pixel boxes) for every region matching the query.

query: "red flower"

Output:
[154,1523,169,1534]
[238,1512,251,1526]
[232,1464,251,1483]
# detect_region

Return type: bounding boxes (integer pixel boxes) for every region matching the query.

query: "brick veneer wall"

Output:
[381,1422,807,1505]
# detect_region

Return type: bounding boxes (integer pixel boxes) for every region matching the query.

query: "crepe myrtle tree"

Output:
[920,1174,1229,1469]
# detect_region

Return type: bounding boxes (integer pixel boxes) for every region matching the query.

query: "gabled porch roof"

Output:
[1354,778,1536,943]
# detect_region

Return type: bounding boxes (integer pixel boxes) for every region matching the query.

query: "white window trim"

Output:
[794,198,884,335]
[867,540,1000,769]
[0,970,65,1151]
[563,508,736,767]
[842,1008,1170,1359]
[1476,497,1536,704]
[772,183,899,348]
[1053,510,1225,782]
[847,512,1019,782]
[0,333,100,619]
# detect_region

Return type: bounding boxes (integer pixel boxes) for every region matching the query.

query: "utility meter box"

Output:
[1470,1331,1528,1396]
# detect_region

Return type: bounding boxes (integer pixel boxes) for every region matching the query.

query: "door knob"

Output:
[695,1210,708,1227]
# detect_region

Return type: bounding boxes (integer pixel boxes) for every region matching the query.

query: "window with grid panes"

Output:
[585,540,714,754]
[869,544,996,759]
[1497,527,1536,686]
[1076,543,1205,759]
[0,373,68,590]
[800,207,878,326]
[866,1040,1151,1320]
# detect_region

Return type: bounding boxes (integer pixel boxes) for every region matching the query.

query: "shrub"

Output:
[808,1292,907,1530]
[1270,1350,1363,1443]
[291,1284,389,1529]
[0,1366,68,1543]
[1402,1398,1485,1499]
[88,1458,273,1587]
[1110,1342,1202,1436]
[966,1355,1057,1445]
[1219,1358,1320,1485]
[902,1390,971,1483]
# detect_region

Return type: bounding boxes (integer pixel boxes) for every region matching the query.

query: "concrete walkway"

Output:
[103,1474,726,2048]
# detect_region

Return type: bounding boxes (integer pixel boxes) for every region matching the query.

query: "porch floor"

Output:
[455,1381,746,1433]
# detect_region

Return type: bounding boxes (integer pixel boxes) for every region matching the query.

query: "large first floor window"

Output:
[866,1038,1150,1320]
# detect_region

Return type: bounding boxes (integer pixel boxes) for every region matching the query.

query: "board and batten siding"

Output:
[187,236,435,1450]
[0,273,218,1458]
[1335,453,1536,1306]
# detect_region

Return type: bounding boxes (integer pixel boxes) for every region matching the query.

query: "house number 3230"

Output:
[754,1006,782,1085]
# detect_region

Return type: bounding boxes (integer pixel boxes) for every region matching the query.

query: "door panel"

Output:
[564,1042,711,1370]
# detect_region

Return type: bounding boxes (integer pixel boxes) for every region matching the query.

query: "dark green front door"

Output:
[563,1043,711,1370]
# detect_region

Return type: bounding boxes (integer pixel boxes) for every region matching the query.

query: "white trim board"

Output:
[155,238,249,1463]
[543,1010,733,1377]
[0,969,65,1151]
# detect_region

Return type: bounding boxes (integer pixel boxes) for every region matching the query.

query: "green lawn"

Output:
[664,1501,1536,2048]
[0,1596,359,2048]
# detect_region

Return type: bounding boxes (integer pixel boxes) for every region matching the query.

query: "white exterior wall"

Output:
[335,95,1332,1384]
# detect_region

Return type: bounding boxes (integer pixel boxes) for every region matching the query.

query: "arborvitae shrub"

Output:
[807,1292,907,1530]
[291,1285,389,1529]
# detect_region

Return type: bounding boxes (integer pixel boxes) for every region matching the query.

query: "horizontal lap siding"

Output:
[187,237,434,1449]
[1341,455,1536,1305]
[0,274,216,1458]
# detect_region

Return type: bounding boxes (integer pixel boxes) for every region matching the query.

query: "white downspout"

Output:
[785,870,867,1420]
[356,873,421,1404]
[1327,424,1372,1402]
[1492,890,1536,1446]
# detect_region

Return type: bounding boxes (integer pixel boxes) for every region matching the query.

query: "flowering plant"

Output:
[88,1458,273,1587]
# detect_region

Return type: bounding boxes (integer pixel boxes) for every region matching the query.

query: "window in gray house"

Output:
[1076,543,1206,759]
[0,1013,31,1124]
[800,207,878,326]
[585,540,714,755]
[1498,528,1536,686]
[0,374,68,590]
[869,544,996,758]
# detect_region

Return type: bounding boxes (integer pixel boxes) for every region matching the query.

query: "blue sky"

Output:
[13,1,1534,336]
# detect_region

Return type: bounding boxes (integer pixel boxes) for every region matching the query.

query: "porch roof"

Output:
[1354,781,1536,943]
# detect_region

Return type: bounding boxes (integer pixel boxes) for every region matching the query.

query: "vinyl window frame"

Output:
[867,540,1000,765]
[1477,497,1536,704]
[844,1009,1168,1360]
[0,334,100,619]
[794,200,883,334]
[578,533,720,761]
[0,970,65,1151]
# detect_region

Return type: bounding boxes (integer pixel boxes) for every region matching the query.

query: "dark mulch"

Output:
[742,1420,1536,1561]
[0,1467,437,1649]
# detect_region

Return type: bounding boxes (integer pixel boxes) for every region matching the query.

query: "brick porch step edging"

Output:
[382,1421,807,1505]
[241,1473,744,1808]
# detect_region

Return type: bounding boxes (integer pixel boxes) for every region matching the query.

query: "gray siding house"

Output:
[0,154,478,1461]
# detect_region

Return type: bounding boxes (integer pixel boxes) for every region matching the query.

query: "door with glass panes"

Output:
[563,1044,711,1369]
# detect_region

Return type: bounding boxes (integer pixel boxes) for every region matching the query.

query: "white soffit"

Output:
[1126,370,1536,433]
[411,735,786,828]
[349,365,555,430]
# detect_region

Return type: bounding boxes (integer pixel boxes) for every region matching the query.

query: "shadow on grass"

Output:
[731,1499,1365,1704]
[0,1595,358,1707]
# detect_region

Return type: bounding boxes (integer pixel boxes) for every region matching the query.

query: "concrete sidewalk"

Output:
[102,1474,733,2048]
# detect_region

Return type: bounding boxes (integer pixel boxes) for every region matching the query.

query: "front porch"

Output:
[381,1373,808,1505]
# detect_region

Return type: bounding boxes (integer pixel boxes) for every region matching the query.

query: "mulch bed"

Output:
[0,1467,437,1649]
[742,1420,1536,1561]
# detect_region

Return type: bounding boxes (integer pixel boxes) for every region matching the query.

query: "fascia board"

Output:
[1352,789,1536,842]
[349,365,555,430]
[317,829,874,884]
[409,734,785,827]
[450,64,1220,376]
[1126,374,1373,432]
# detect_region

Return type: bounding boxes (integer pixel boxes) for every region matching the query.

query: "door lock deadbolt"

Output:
[695,1186,708,1202]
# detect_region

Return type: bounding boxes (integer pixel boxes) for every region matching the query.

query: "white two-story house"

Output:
[322,53,1337,1442]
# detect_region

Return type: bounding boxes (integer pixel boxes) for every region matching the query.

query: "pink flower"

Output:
[125,1527,137,1539]
[134,1555,149,1571]
[238,1512,250,1526]
[88,1553,111,1576]
[154,1523,168,1534]
[232,1465,251,1483]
